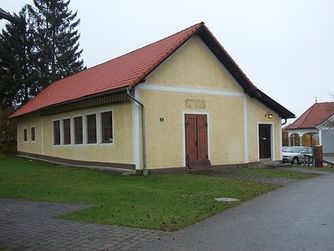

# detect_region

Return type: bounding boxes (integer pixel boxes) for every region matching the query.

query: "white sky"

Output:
[1,0,334,120]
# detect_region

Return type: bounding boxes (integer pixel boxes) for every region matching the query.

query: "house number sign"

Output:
[185,98,206,109]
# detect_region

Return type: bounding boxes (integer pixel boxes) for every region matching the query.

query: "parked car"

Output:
[282,146,312,164]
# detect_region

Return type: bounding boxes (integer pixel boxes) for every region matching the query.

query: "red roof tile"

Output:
[10,22,203,118]
[287,102,334,129]
[10,22,295,119]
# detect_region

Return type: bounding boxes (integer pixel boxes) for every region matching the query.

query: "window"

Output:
[31,127,35,141]
[101,111,113,143]
[74,116,83,144]
[63,119,71,145]
[86,114,97,144]
[23,128,28,142]
[53,120,61,145]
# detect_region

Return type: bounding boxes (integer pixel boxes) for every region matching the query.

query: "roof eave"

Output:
[9,86,129,119]
[197,25,295,119]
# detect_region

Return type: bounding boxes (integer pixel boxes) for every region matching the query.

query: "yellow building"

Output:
[10,22,295,172]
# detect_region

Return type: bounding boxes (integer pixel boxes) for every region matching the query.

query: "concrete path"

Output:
[221,171,297,186]
[140,173,334,251]
[0,199,163,251]
[199,169,297,186]
[282,167,331,175]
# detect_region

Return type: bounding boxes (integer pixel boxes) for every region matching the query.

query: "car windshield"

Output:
[282,147,302,153]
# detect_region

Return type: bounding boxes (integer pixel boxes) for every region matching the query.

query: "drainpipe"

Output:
[126,87,147,175]
[281,118,287,126]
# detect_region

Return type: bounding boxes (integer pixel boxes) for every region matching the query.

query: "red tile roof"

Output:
[10,22,295,119]
[287,102,334,130]
[10,22,203,118]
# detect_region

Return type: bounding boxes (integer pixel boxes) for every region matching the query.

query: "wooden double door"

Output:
[185,114,211,168]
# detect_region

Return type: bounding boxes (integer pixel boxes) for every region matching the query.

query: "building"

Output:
[10,22,295,172]
[286,102,334,156]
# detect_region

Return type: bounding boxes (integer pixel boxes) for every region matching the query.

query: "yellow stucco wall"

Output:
[17,102,133,164]
[17,114,43,155]
[146,36,244,93]
[138,89,245,168]
[16,34,283,170]
[247,96,281,162]
[139,34,282,169]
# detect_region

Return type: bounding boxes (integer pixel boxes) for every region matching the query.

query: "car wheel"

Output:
[292,157,299,165]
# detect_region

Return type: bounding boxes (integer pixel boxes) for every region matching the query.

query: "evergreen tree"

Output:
[0,6,38,108]
[28,0,84,87]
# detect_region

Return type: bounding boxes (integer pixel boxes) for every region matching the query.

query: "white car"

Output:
[282,146,312,164]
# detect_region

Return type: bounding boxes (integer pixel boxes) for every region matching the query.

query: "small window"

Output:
[23,128,28,142]
[31,127,36,141]
[63,119,71,145]
[101,111,113,143]
[86,114,97,144]
[53,120,61,145]
[74,116,83,144]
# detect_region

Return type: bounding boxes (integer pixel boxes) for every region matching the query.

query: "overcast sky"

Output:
[1,0,333,120]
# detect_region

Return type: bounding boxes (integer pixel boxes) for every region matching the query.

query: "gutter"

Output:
[10,87,129,119]
[126,87,147,174]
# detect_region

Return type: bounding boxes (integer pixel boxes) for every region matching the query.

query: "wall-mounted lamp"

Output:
[265,112,273,119]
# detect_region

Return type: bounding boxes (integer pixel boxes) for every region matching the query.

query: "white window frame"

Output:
[52,119,61,146]
[99,109,114,145]
[30,126,36,143]
[23,127,28,143]
[73,116,84,145]
[62,117,72,145]
[86,113,98,145]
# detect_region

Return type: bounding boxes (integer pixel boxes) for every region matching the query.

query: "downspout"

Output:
[126,87,147,174]
[281,118,287,126]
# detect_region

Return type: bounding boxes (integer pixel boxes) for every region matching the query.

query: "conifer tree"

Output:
[0,6,37,108]
[28,0,84,86]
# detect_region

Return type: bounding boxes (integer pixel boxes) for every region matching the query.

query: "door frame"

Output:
[257,122,275,161]
[182,111,210,167]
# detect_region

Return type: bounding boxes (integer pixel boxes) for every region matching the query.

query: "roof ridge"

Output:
[289,103,316,128]
[63,22,204,81]
[200,24,258,92]
[316,101,334,105]
[288,101,334,129]
[12,22,205,109]
[10,21,294,119]
[129,22,204,86]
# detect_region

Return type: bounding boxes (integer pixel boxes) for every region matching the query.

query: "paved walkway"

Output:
[222,171,297,185]
[0,199,163,251]
[198,168,297,186]
[282,167,332,175]
[139,173,334,251]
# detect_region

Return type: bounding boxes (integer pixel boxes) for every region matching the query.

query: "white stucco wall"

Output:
[322,129,334,154]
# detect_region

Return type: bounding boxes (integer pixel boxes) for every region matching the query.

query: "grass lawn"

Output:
[238,167,319,180]
[0,154,279,231]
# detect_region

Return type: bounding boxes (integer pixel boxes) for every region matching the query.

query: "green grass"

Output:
[0,154,279,231]
[238,167,319,180]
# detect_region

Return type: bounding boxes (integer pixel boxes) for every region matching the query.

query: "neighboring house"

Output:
[286,102,334,156]
[10,22,295,172]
